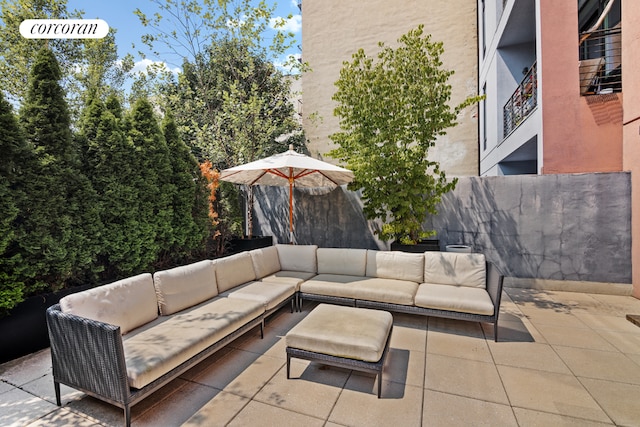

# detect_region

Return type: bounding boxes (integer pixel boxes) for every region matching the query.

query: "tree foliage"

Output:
[18,47,102,291]
[134,0,299,70]
[78,95,144,277]
[0,0,82,104]
[166,38,303,167]
[127,97,175,269]
[136,1,305,240]
[0,0,132,118]
[162,111,210,263]
[0,92,30,312]
[329,25,483,243]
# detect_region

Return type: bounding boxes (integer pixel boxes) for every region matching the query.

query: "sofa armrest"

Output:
[486,262,504,317]
[46,304,130,405]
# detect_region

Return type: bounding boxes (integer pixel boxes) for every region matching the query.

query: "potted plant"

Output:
[328,25,483,248]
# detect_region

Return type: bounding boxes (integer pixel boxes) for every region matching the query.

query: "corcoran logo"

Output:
[20,19,109,39]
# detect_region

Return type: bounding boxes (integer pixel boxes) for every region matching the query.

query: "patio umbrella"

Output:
[219,145,354,241]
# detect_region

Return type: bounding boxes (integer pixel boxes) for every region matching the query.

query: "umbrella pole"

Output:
[289,173,294,244]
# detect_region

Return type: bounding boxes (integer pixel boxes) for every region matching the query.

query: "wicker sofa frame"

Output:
[46,304,265,427]
[299,261,504,342]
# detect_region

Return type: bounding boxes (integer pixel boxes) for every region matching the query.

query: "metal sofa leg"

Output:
[124,404,131,427]
[54,381,61,406]
[494,322,499,342]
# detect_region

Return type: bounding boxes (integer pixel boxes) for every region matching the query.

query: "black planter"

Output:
[227,235,273,255]
[390,239,441,253]
[0,284,94,364]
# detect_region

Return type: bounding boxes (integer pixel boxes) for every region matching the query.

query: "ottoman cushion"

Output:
[286,304,393,362]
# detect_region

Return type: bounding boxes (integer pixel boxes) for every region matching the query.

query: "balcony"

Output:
[503,62,537,138]
[579,26,622,95]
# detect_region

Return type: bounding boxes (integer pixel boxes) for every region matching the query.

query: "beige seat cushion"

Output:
[214,252,257,293]
[275,244,317,273]
[261,270,316,290]
[317,248,367,276]
[123,297,264,389]
[250,246,281,279]
[301,274,417,306]
[300,274,362,300]
[366,250,425,283]
[300,274,418,305]
[286,304,393,362]
[353,277,418,306]
[60,273,158,335]
[423,252,486,288]
[222,281,296,311]
[414,283,494,315]
[153,260,217,315]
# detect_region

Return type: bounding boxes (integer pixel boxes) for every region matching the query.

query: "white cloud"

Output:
[132,58,181,75]
[273,53,302,74]
[270,14,301,33]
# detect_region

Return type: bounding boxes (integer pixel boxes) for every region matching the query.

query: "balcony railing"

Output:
[579,27,621,95]
[503,62,537,138]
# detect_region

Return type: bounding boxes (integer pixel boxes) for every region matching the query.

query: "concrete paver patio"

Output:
[2,287,640,426]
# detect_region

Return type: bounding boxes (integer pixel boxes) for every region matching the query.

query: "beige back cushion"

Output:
[366,250,425,283]
[317,248,367,276]
[275,244,318,273]
[153,260,218,315]
[250,246,281,278]
[423,252,486,288]
[60,273,158,334]
[214,252,257,293]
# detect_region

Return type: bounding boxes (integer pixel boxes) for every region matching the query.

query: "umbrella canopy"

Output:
[219,145,354,238]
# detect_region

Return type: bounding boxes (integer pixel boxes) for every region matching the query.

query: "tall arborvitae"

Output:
[162,111,209,263]
[19,47,102,291]
[128,98,175,269]
[79,95,145,277]
[0,92,31,312]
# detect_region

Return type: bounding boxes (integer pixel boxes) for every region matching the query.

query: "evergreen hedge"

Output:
[0,48,212,315]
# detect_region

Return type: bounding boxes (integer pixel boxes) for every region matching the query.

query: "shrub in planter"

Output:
[329,25,483,244]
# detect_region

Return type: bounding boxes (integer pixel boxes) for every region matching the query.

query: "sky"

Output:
[65,0,302,75]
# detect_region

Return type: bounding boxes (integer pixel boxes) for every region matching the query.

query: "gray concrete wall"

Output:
[253,172,632,285]
[427,173,632,284]
[252,185,381,249]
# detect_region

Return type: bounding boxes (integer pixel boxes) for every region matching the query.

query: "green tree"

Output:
[0,92,30,312]
[162,111,210,263]
[67,31,135,121]
[78,95,147,277]
[134,0,299,72]
[0,0,133,123]
[168,38,303,167]
[0,0,82,104]
[18,47,102,292]
[167,39,304,239]
[128,97,175,269]
[329,25,483,244]
[136,0,305,242]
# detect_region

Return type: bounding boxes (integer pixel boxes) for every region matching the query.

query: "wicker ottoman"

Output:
[285,304,393,398]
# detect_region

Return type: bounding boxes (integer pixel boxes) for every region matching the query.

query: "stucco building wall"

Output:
[621,4,640,297]
[538,0,623,174]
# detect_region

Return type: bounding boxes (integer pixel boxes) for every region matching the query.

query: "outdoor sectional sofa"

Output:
[46,244,503,426]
